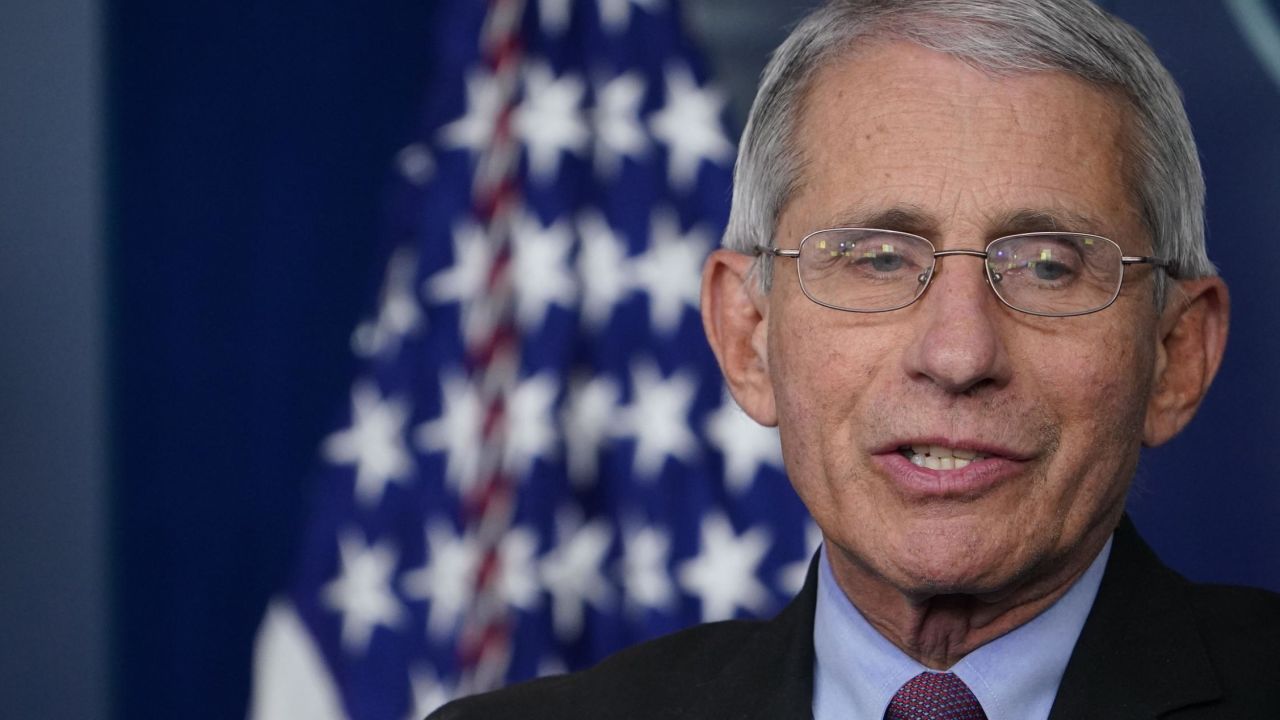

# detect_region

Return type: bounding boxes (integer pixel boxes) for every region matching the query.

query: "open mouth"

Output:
[898,444,991,470]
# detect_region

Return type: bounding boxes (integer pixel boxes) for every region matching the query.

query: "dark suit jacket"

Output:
[430,518,1280,719]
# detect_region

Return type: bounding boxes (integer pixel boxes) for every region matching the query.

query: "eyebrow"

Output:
[824,205,934,235]
[819,205,1109,239]
[992,208,1109,237]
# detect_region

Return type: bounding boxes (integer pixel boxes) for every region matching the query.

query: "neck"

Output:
[826,539,1107,670]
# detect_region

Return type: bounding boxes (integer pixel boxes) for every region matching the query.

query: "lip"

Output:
[870,438,1035,500]
[870,437,1034,461]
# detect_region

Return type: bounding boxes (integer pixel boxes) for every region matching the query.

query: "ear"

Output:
[1143,276,1230,446]
[701,249,778,426]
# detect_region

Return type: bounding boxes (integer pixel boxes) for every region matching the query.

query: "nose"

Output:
[901,256,1012,395]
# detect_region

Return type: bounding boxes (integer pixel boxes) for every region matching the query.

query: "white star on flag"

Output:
[439,70,502,156]
[516,63,589,182]
[677,514,772,622]
[620,523,676,615]
[597,0,665,33]
[561,373,621,486]
[648,64,733,190]
[504,372,561,478]
[424,220,494,349]
[537,0,574,36]
[576,210,632,330]
[321,529,407,655]
[405,664,454,720]
[632,208,710,335]
[614,360,699,479]
[540,511,615,640]
[591,72,649,177]
[415,371,484,496]
[322,381,415,508]
[352,247,424,359]
[704,390,784,494]
[497,526,543,611]
[511,210,579,331]
[400,520,478,640]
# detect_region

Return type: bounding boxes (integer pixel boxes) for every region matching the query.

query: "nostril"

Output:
[960,377,998,398]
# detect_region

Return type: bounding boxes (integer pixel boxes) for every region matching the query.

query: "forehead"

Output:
[786,41,1142,241]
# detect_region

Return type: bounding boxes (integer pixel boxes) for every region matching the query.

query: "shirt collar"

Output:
[812,537,1112,720]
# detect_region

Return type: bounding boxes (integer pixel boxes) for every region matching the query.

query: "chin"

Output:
[894,562,1013,599]
[882,518,1030,597]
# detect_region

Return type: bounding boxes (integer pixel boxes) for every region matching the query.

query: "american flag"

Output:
[248,1,814,718]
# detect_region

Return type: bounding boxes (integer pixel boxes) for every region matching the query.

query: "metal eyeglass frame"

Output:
[754,228,1171,318]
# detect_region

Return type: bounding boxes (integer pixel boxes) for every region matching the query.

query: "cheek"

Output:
[769,311,892,495]
[770,307,878,426]
[770,317,832,455]
[770,322,836,472]
[1020,312,1153,410]
[1079,332,1154,423]
[1034,326,1155,489]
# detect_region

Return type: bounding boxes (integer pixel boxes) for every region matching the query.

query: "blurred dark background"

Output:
[2,0,1278,718]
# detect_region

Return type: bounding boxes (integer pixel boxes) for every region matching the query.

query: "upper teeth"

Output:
[903,444,990,470]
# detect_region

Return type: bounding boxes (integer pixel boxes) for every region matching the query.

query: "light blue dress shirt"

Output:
[812,537,1112,720]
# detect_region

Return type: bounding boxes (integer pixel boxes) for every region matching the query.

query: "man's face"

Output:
[768,42,1161,598]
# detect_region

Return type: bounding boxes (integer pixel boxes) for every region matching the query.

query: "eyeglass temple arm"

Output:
[1121,255,1170,268]
[754,246,799,258]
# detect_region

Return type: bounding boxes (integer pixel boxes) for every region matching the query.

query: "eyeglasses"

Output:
[755,228,1170,317]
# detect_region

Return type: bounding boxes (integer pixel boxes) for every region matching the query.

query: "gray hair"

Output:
[725,0,1215,304]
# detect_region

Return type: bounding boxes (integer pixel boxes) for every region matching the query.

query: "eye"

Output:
[800,231,933,290]
[845,240,925,280]
[1030,256,1072,281]
[989,236,1085,288]
[858,250,906,273]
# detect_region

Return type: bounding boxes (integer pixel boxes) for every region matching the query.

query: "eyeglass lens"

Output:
[795,228,1126,316]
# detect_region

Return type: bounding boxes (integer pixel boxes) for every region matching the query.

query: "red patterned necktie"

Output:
[884,672,988,720]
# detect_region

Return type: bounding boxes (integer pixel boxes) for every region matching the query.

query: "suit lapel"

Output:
[1048,517,1222,719]
[679,554,819,720]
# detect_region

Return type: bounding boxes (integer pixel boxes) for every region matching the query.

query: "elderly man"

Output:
[432,0,1279,717]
